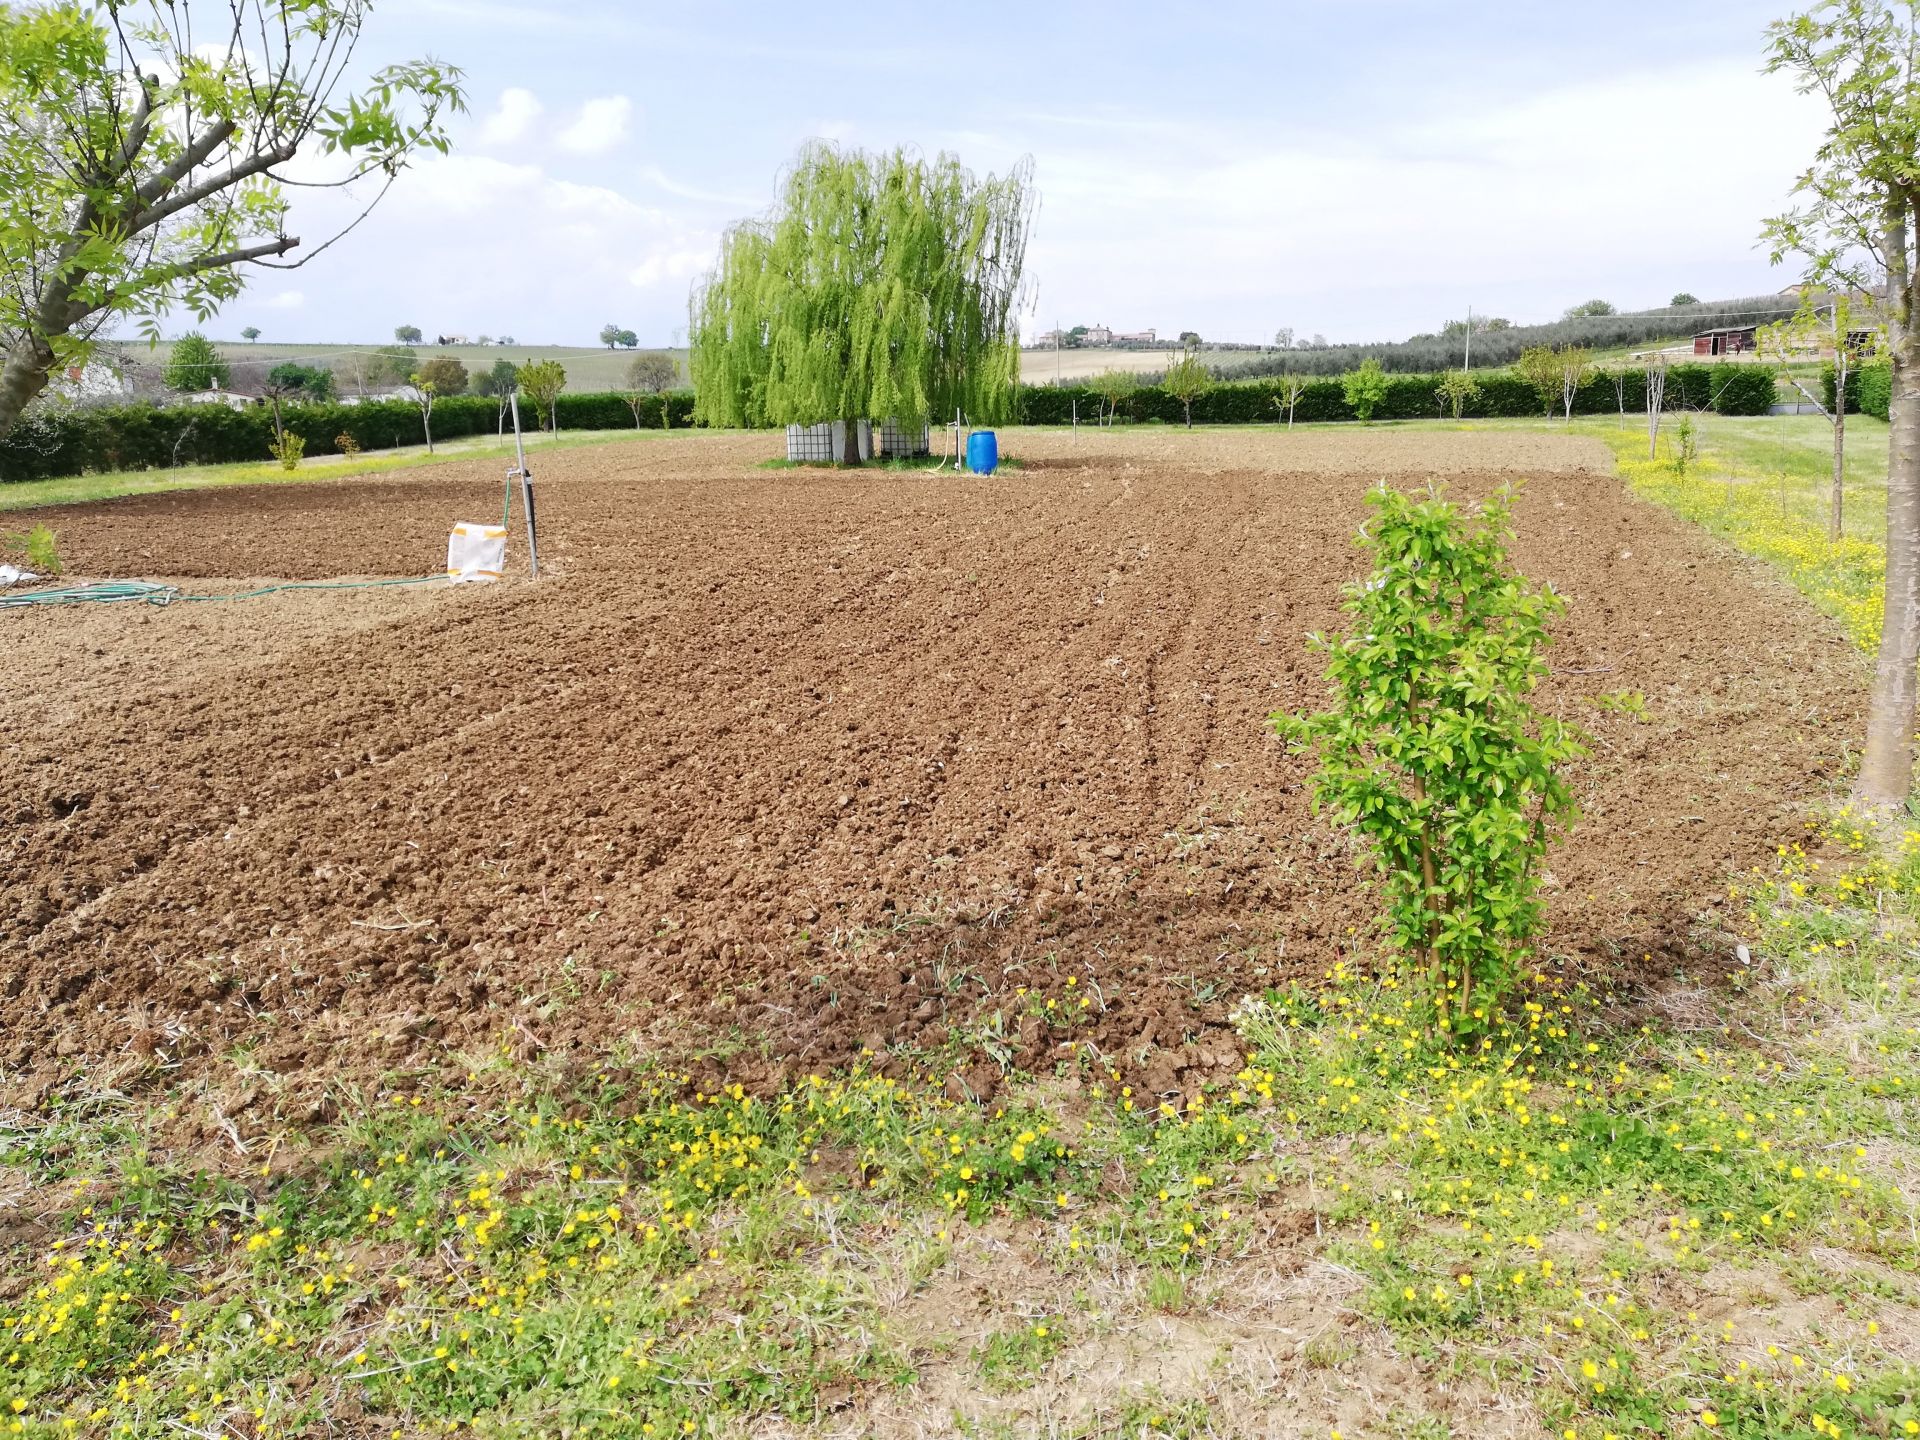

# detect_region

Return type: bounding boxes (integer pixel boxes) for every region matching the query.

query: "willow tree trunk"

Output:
[1860,338,1920,806]
[839,419,861,465]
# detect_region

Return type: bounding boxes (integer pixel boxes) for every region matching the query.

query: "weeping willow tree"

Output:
[690,143,1035,461]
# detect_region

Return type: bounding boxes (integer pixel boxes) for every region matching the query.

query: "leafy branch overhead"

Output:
[0,0,465,438]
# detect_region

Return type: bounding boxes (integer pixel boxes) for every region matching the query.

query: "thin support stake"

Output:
[509,393,540,579]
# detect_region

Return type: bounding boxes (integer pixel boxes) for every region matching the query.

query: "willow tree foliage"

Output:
[0,0,464,439]
[689,144,1034,454]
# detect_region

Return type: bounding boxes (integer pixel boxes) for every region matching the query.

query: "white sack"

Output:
[447,523,507,584]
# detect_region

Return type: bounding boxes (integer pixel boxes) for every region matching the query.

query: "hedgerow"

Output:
[0,391,698,483]
[1018,363,1775,426]
[0,364,1776,484]
[1860,361,1892,421]
[1821,360,1892,419]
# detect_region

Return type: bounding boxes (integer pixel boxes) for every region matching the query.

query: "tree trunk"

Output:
[0,335,56,442]
[839,418,861,465]
[1832,401,1846,545]
[1860,339,1920,807]
[1183,399,1192,429]
[424,410,434,455]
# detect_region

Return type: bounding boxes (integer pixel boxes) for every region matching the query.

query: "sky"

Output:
[203,0,1833,351]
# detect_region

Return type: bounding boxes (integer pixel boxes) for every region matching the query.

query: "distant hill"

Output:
[1198,295,1810,382]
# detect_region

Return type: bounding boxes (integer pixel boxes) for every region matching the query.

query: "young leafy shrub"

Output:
[1,522,60,574]
[1671,414,1698,474]
[1340,357,1389,423]
[1433,370,1480,420]
[269,430,305,471]
[334,431,362,458]
[1272,486,1581,1033]
[1516,346,1562,417]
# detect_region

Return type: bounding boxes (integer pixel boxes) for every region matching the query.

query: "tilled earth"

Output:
[1,427,1867,1109]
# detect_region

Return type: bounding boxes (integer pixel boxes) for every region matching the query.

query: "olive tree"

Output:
[690,142,1034,464]
[1516,346,1563,419]
[474,358,518,435]
[622,351,677,428]
[517,359,566,431]
[1557,346,1594,422]
[1087,368,1137,427]
[417,355,468,397]
[1274,373,1310,428]
[1766,0,1920,806]
[0,1,464,440]
[1162,348,1211,427]
[1645,353,1670,460]
[1434,370,1480,420]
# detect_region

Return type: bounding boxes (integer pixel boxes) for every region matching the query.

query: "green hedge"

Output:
[1019,363,1775,426]
[2,363,1778,484]
[1821,364,1861,414]
[1820,360,1894,420]
[1,390,698,483]
[1860,362,1892,421]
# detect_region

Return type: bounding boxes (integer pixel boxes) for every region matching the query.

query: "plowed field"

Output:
[1,428,1867,1106]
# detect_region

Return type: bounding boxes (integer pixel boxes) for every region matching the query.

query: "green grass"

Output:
[1580,412,1888,651]
[1369,411,1891,650]
[5,823,1916,1438]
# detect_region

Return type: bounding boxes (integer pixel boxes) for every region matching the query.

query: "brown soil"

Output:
[0,427,1867,1106]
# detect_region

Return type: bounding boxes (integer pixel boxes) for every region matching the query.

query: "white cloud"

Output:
[257,153,714,344]
[261,290,305,310]
[556,97,634,156]
[629,250,709,289]
[965,60,1831,340]
[479,88,543,147]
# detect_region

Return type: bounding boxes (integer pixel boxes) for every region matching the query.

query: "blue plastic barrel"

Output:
[966,430,999,475]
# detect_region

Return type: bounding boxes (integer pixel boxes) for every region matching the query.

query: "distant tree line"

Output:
[1177,295,1808,383]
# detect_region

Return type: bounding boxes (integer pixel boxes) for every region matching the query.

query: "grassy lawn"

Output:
[0,426,711,514]
[1582,411,1887,651]
[1364,411,1889,651]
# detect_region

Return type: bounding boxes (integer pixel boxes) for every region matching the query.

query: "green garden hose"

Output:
[0,574,442,611]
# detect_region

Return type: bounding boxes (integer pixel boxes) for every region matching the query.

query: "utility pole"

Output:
[1464,304,1473,372]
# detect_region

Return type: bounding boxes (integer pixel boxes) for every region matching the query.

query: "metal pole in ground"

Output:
[509,393,540,578]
